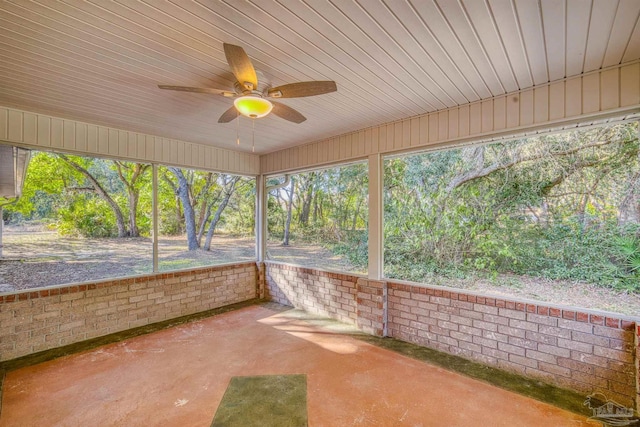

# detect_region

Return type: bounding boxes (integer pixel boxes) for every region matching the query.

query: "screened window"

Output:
[157,166,255,271]
[0,150,256,292]
[1,152,152,291]
[383,123,639,315]
[267,162,368,274]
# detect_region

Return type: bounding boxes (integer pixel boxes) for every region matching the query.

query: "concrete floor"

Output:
[0,304,592,426]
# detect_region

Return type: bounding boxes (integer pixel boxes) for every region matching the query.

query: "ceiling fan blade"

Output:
[223,43,258,91]
[218,106,238,123]
[271,101,306,124]
[158,85,234,97]
[267,81,337,98]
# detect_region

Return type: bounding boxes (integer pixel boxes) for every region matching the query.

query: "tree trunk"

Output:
[351,196,362,231]
[282,178,295,246]
[197,203,212,243]
[128,189,139,237]
[195,173,214,245]
[203,177,240,251]
[312,190,319,223]
[299,173,315,226]
[114,162,149,238]
[161,172,184,233]
[169,167,199,250]
[60,155,128,237]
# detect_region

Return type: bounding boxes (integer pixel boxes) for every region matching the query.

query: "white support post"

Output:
[368,153,383,280]
[255,174,266,262]
[152,164,158,272]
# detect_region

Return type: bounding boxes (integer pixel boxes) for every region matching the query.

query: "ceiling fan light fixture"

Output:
[234,96,273,118]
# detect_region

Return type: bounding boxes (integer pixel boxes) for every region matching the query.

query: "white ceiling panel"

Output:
[541,0,566,81]
[604,0,640,67]
[0,0,638,154]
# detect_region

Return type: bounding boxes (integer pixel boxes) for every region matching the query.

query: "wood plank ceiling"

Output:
[0,0,638,154]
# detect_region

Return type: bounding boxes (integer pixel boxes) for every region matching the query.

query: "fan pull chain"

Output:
[252,118,255,152]
[236,110,240,145]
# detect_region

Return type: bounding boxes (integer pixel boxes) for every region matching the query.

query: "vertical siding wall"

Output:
[263,263,639,409]
[0,262,258,362]
[0,107,260,176]
[261,62,640,174]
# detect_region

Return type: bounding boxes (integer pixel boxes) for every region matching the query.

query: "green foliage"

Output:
[330,230,368,268]
[267,163,368,263]
[221,179,255,236]
[8,152,154,238]
[383,122,640,292]
[157,167,255,241]
[57,195,116,237]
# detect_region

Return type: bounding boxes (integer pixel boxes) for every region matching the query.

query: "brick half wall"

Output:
[387,281,638,409]
[0,262,258,362]
[264,262,359,324]
[263,264,639,411]
[637,324,640,410]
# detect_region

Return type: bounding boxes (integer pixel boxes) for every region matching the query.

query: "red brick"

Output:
[562,310,576,320]
[515,302,526,311]
[526,304,536,313]
[589,314,604,325]
[506,301,515,310]
[620,320,634,331]
[576,312,588,322]
[537,306,549,315]
[549,308,561,317]
[605,317,620,329]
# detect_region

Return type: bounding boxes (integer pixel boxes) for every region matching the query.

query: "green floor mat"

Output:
[211,374,307,427]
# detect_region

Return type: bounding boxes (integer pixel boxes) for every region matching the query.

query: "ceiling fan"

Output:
[158,43,337,124]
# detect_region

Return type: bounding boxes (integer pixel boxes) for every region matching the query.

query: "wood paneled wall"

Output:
[0,107,260,176]
[261,62,640,174]
[2,62,639,177]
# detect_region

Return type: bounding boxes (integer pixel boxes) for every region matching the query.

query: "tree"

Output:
[382,122,640,288]
[282,178,295,246]
[167,167,199,250]
[58,155,129,237]
[114,162,150,237]
[162,167,248,251]
[203,175,241,251]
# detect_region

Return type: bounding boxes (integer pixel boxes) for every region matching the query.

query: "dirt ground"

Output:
[0,227,256,292]
[1,226,638,316]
